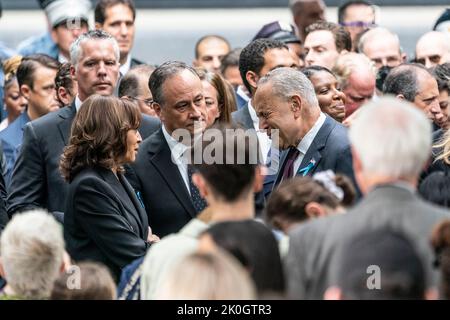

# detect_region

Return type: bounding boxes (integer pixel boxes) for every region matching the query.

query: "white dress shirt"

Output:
[247,100,272,165]
[75,95,83,112]
[162,125,190,194]
[119,55,132,77]
[293,112,326,175]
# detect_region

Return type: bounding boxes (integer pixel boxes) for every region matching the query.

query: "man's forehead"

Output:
[79,39,115,56]
[163,70,202,94]
[305,30,335,48]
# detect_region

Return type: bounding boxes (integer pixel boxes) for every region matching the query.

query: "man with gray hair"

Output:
[285,97,450,299]
[253,67,356,194]
[7,30,160,217]
[383,63,444,131]
[0,209,68,299]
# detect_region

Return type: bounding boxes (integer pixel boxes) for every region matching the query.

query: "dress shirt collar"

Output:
[162,125,188,162]
[247,99,259,126]
[75,96,83,112]
[296,112,326,154]
[119,55,132,76]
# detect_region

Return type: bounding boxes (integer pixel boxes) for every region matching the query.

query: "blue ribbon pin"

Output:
[298,159,316,176]
[136,191,145,209]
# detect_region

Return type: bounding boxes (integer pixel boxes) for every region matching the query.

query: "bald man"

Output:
[193,35,231,74]
[415,31,450,68]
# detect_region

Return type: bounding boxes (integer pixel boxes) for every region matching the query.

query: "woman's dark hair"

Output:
[419,171,450,208]
[334,174,356,207]
[265,176,341,230]
[202,220,285,296]
[431,219,450,299]
[55,63,75,97]
[60,95,141,182]
[301,65,336,80]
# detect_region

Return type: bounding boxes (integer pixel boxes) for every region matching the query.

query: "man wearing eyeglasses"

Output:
[338,0,376,50]
[119,64,157,117]
[415,31,450,68]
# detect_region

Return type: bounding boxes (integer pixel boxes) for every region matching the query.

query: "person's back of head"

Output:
[349,97,431,191]
[55,62,77,106]
[266,176,341,232]
[419,171,450,208]
[199,220,284,297]
[431,219,450,299]
[332,52,376,90]
[155,250,256,300]
[51,262,116,300]
[327,228,426,299]
[190,123,262,204]
[0,209,65,299]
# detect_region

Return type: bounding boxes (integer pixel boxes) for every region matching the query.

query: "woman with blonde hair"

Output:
[196,68,237,127]
[154,250,256,300]
[1,56,27,130]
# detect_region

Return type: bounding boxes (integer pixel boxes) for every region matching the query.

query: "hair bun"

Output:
[3,55,23,82]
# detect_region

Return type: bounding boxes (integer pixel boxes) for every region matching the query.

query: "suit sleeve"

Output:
[335,144,361,197]
[7,123,46,217]
[0,152,8,232]
[73,177,149,269]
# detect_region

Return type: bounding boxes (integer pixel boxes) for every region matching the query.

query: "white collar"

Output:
[247,99,258,125]
[162,125,188,162]
[75,96,83,112]
[119,55,132,76]
[58,53,68,63]
[236,85,250,102]
[297,112,326,154]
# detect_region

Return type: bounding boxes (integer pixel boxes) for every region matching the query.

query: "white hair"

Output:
[257,67,319,108]
[358,27,402,54]
[0,209,65,299]
[349,97,432,179]
[70,29,120,67]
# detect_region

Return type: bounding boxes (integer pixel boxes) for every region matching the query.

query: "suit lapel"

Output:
[57,102,77,145]
[296,116,335,176]
[119,173,148,238]
[148,129,197,218]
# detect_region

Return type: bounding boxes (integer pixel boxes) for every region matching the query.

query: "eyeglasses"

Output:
[128,97,153,107]
[340,21,377,28]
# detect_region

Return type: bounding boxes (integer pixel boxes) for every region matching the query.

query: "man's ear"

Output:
[401,52,407,63]
[305,202,327,219]
[20,84,31,101]
[94,22,102,30]
[50,28,58,43]
[192,59,199,68]
[291,94,302,118]
[245,71,258,92]
[192,172,208,199]
[324,286,343,300]
[153,102,163,119]
[396,94,406,100]
[70,65,76,78]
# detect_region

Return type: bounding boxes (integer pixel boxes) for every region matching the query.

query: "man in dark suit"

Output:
[285,97,450,299]
[7,30,159,217]
[253,67,356,196]
[127,61,208,238]
[233,39,297,198]
[95,0,145,77]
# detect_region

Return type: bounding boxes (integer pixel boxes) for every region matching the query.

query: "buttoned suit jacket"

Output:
[126,128,198,238]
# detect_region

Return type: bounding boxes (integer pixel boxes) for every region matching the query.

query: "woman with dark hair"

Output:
[198,220,285,298]
[302,65,347,122]
[431,219,450,299]
[61,95,157,280]
[196,68,237,127]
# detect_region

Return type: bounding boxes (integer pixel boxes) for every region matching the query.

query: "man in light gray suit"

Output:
[285,97,450,299]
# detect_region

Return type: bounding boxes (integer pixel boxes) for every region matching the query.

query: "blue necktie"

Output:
[188,165,207,213]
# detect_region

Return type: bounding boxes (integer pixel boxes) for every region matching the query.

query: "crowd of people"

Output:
[0,0,450,300]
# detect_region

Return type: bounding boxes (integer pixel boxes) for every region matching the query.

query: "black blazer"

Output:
[7,102,160,217]
[272,115,358,194]
[127,128,198,238]
[65,167,149,279]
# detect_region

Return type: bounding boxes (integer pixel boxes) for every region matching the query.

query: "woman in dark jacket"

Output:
[61,95,155,280]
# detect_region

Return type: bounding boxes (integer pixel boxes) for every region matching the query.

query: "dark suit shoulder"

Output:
[139,115,161,140]
[130,58,145,67]
[27,106,75,132]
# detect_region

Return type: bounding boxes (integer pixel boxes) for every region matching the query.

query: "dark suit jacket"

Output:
[231,102,253,130]
[285,184,450,299]
[0,150,7,232]
[127,128,198,238]
[130,57,145,68]
[65,167,149,279]
[272,115,357,194]
[7,102,160,217]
